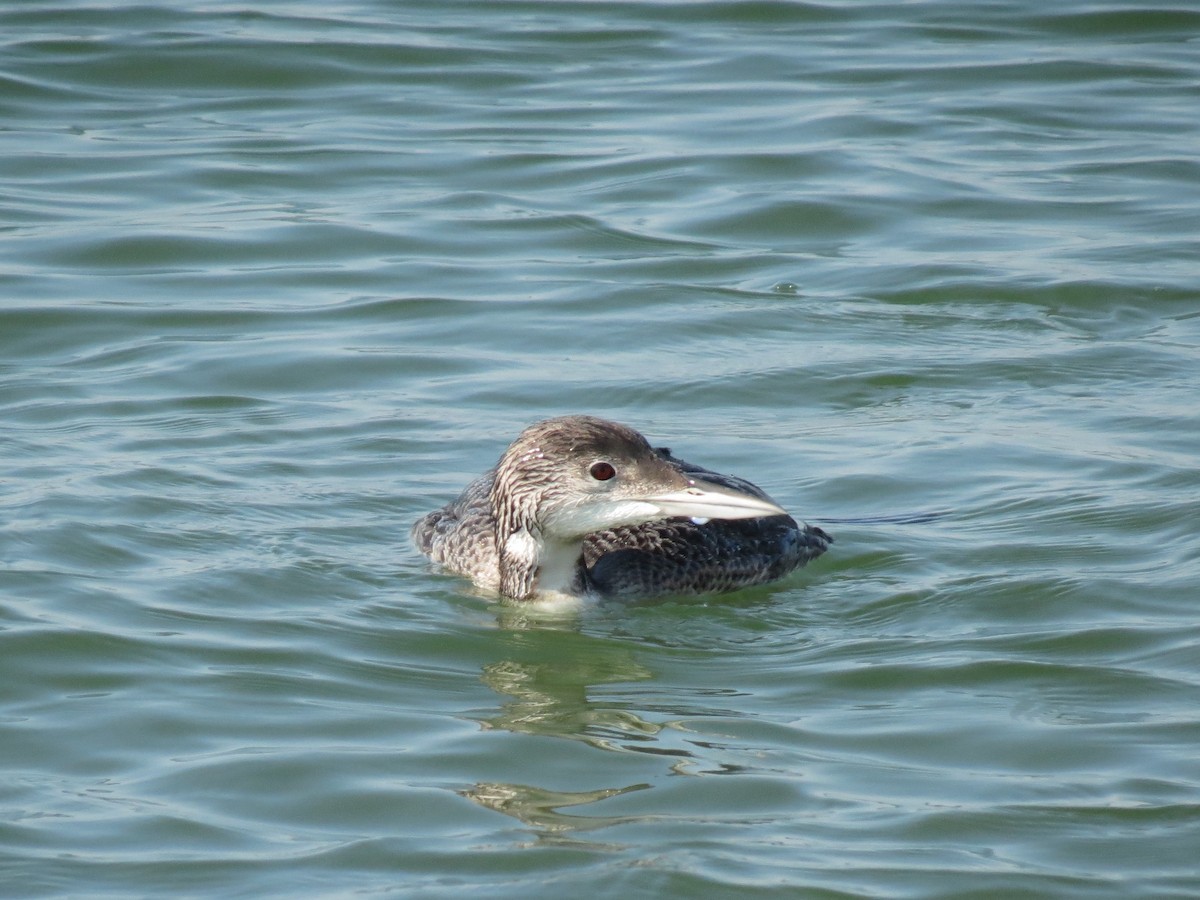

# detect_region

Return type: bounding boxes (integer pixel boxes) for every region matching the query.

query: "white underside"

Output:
[500,587,590,614]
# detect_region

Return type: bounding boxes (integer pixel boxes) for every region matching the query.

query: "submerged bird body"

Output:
[412,416,831,602]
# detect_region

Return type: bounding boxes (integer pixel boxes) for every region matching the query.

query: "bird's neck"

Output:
[492,470,586,600]
[498,525,585,601]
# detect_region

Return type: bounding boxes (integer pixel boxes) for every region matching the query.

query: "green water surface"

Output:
[2,2,1199,897]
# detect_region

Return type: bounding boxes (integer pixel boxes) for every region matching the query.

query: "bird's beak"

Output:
[643,479,786,521]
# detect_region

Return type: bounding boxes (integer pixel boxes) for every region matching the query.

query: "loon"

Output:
[411,415,832,602]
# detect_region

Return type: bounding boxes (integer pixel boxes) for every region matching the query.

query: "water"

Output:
[3,1,1199,896]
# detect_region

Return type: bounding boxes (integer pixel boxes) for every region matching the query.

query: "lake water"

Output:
[3,2,1199,896]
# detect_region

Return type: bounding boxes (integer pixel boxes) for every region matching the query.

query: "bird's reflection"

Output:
[458,780,651,847]
[477,655,675,753]
[459,607,699,841]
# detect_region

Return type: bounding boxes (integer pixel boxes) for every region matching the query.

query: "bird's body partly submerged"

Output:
[412,415,831,603]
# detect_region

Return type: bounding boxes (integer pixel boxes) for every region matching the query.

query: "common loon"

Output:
[411,415,832,602]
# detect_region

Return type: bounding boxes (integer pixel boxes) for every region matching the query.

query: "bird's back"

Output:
[580,449,831,598]
[411,470,502,591]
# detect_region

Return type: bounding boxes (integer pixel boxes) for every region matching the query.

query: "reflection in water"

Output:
[460,612,698,841]
[479,657,675,753]
[459,781,651,842]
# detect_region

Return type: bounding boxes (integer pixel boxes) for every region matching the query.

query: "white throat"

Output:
[535,534,587,598]
[502,528,585,599]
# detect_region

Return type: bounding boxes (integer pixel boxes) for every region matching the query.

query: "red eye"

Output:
[589,461,616,481]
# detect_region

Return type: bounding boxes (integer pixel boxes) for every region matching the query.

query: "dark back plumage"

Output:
[581,450,831,599]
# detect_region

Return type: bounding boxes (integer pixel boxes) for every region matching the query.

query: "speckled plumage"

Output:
[580,449,831,599]
[411,416,831,602]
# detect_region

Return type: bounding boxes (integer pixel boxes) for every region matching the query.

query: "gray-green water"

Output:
[3,2,1199,897]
